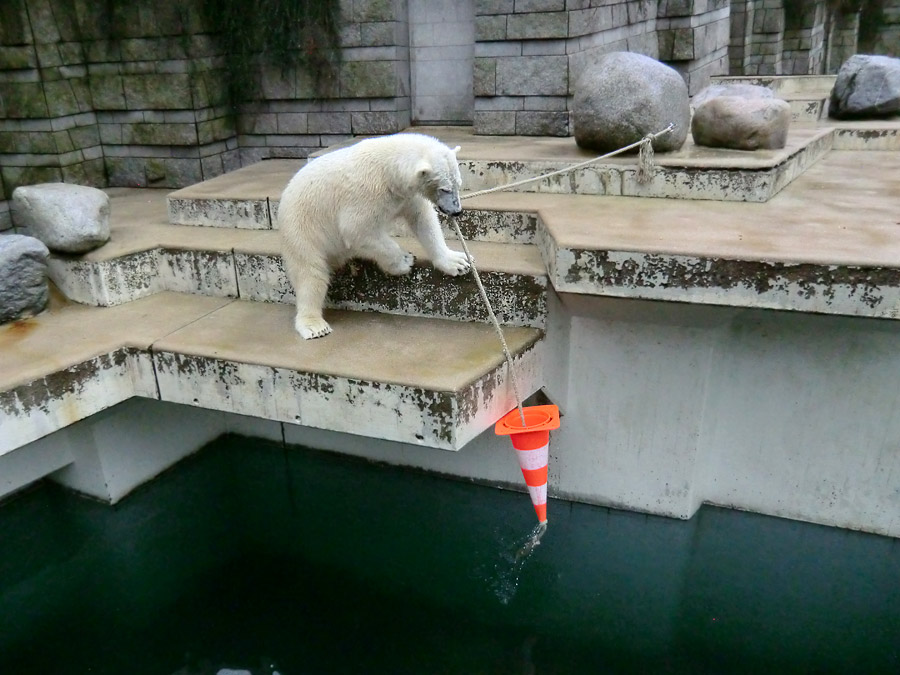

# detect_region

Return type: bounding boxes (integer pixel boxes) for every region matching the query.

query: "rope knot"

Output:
[636,133,656,184]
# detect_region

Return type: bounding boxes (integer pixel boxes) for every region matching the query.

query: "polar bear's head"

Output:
[416,143,463,217]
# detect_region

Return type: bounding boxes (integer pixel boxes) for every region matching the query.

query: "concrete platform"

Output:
[162,145,900,322]
[49,190,547,327]
[168,126,834,208]
[531,150,900,319]
[1,292,543,455]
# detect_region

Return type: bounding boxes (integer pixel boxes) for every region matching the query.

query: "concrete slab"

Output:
[0,293,232,455]
[47,190,548,326]
[538,150,900,319]
[830,121,900,151]
[167,160,300,229]
[1,292,544,455]
[710,74,837,96]
[153,303,543,450]
[236,234,547,327]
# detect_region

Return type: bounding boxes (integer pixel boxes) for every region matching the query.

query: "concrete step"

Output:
[526,150,900,320]
[1,292,544,455]
[168,126,836,217]
[707,75,840,123]
[50,189,548,328]
[710,75,836,96]
[167,158,539,243]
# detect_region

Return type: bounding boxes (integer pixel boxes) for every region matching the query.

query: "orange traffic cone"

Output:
[495,405,560,523]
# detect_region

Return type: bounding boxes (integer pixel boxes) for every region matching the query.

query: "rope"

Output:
[461,123,674,200]
[453,124,675,427]
[450,218,528,426]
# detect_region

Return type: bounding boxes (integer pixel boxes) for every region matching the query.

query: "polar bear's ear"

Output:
[452,145,461,155]
[415,159,433,181]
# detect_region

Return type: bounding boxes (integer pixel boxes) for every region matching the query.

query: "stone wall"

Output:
[657,0,731,95]
[408,0,475,124]
[0,0,412,231]
[825,9,860,73]
[473,0,662,136]
[472,1,731,137]
[0,0,236,216]
[235,0,412,164]
[729,1,899,78]
[2,0,898,225]
[860,0,900,56]
[783,0,827,74]
[1,0,105,231]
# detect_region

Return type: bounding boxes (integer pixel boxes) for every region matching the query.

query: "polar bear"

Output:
[278,133,471,339]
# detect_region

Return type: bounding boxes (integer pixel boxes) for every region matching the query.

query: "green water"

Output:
[1,434,898,674]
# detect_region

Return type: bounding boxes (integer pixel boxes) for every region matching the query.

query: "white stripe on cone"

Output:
[515,443,549,471]
[527,483,547,507]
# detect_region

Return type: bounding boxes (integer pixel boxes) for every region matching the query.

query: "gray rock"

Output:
[11,183,110,254]
[691,96,792,151]
[573,51,690,153]
[0,234,50,324]
[829,54,900,119]
[692,83,775,110]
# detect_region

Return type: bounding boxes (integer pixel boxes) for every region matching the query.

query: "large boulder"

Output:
[692,83,775,110]
[11,183,110,254]
[829,54,900,119]
[0,234,50,324]
[574,51,690,153]
[692,96,792,150]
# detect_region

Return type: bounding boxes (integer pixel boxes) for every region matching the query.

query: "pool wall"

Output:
[5,290,899,537]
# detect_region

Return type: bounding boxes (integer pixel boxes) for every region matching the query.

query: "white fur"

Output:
[278,133,471,340]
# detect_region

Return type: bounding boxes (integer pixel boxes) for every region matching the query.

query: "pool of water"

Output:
[1,433,898,674]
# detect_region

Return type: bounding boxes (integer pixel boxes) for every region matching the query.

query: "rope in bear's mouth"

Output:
[451,124,675,427]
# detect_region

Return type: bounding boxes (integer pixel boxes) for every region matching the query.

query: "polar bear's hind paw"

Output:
[383,251,415,276]
[295,316,333,340]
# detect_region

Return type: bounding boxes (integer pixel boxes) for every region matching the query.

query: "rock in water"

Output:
[692,96,792,150]
[692,83,775,110]
[829,54,900,119]
[0,234,50,324]
[573,51,690,153]
[11,183,110,254]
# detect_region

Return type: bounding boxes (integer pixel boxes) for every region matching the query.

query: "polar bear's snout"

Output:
[436,189,462,216]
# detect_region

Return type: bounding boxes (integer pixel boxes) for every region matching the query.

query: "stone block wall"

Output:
[825,8,860,73]
[783,0,827,74]
[408,0,475,124]
[473,0,664,136]
[235,0,412,164]
[860,0,900,57]
[0,0,104,224]
[745,0,785,75]
[0,0,413,216]
[657,0,731,94]
[729,1,898,78]
[0,0,237,201]
[3,0,897,221]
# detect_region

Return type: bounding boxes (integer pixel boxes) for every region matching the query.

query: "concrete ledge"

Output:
[832,124,900,151]
[1,292,544,458]
[546,247,900,320]
[235,236,546,328]
[166,158,298,228]
[48,190,549,326]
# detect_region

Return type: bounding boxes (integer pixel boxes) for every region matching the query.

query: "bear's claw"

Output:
[296,317,333,340]
[435,250,472,276]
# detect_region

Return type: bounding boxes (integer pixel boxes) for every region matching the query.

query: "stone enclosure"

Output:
[1,0,899,234]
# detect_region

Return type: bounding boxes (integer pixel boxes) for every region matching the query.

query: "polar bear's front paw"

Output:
[434,250,472,277]
[382,251,415,276]
[295,316,332,340]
